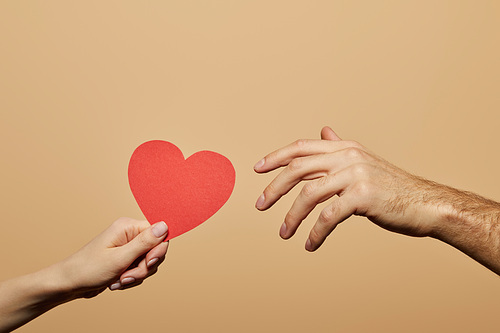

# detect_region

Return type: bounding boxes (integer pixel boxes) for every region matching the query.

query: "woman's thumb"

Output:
[120,221,168,264]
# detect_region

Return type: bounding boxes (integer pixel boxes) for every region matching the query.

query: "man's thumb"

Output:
[321,126,342,141]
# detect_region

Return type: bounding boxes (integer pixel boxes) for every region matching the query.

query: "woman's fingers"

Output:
[110,241,169,291]
[119,221,168,266]
[145,241,169,268]
[109,279,122,291]
[121,242,168,283]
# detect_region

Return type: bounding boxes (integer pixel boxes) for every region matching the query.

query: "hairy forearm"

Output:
[0,264,74,332]
[431,187,500,275]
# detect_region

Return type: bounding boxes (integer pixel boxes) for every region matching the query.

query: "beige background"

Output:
[1,1,499,332]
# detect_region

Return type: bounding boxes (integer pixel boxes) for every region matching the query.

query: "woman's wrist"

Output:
[0,263,77,332]
[27,263,79,311]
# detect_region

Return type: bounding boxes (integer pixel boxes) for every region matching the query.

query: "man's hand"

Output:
[254,127,500,275]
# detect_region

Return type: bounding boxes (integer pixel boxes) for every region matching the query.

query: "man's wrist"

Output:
[426,188,500,274]
[429,201,460,242]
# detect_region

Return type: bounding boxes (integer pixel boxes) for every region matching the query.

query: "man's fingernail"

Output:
[147,258,159,268]
[121,277,135,285]
[254,158,265,170]
[152,221,168,238]
[280,222,287,238]
[255,193,265,209]
[305,239,313,252]
[110,282,121,290]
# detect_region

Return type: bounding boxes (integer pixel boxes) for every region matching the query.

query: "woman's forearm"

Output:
[0,263,73,333]
[0,218,169,332]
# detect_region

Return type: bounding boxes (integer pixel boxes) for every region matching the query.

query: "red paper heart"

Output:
[128,140,235,240]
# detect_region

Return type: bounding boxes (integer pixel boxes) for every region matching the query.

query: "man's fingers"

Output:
[254,139,361,174]
[281,168,353,239]
[255,154,332,211]
[119,221,168,266]
[305,195,356,252]
[256,148,371,211]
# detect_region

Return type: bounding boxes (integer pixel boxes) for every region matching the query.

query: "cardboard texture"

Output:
[128,140,235,240]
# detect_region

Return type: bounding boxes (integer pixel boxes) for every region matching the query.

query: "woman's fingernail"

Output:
[255,193,265,209]
[147,258,159,268]
[254,158,265,170]
[152,221,168,238]
[305,239,313,252]
[110,282,121,290]
[280,222,287,238]
[121,277,135,285]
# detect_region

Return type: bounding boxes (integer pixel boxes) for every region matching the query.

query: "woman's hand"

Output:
[0,217,169,332]
[61,217,169,298]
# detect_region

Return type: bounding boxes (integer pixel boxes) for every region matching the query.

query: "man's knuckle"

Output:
[265,182,278,196]
[309,227,321,242]
[293,139,309,154]
[294,139,307,148]
[316,174,331,188]
[302,183,316,198]
[345,147,364,160]
[353,180,373,197]
[285,211,296,224]
[351,163,370,177]
[319,206,334,224]
[349,140,363,149]
[288,158,303,172]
